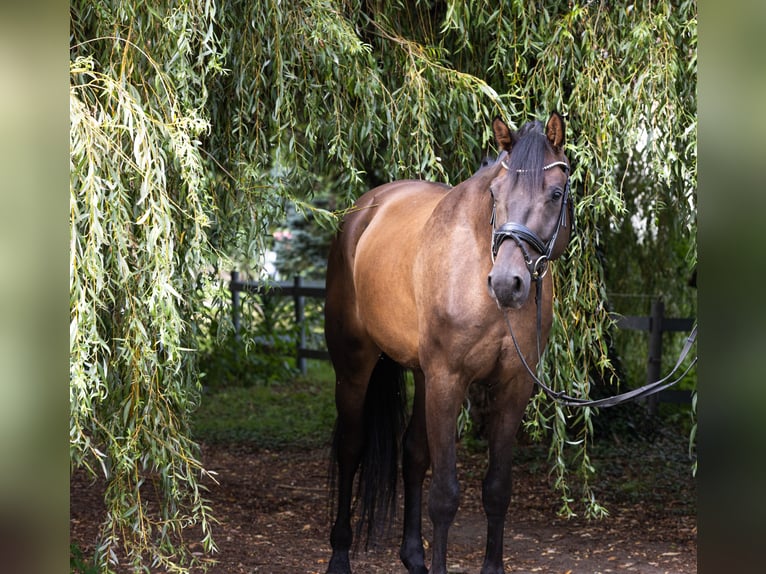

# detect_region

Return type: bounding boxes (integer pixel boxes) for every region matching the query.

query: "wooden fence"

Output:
[230,272,329,375]
[611,298,695,412]
[230,274,694,407]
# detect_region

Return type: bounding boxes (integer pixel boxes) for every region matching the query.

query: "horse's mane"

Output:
[463,150,507,190]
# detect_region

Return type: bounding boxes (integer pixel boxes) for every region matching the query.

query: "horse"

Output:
[324,112,573,574]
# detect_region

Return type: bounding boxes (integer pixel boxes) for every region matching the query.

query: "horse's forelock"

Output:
[506,120,548,191]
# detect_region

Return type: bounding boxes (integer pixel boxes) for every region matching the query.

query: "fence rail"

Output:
[230,274,694,407]
[611,298,695,412]
[230,272,329,374]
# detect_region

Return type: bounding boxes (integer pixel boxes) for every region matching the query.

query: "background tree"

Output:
[70,0,696,571]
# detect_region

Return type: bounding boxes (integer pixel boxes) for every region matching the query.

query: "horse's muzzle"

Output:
[487,267,530,309]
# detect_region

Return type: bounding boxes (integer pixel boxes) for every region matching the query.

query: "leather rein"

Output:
[492,161,697,408]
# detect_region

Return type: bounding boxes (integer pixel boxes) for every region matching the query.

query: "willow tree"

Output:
[70,0,696,571]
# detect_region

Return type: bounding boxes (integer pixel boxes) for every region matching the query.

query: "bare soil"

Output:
[70,431,696,573]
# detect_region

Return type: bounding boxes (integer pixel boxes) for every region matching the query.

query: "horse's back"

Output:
[325,180,450,367]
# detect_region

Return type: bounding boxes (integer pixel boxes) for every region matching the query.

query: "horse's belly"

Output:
[353,235,421,366]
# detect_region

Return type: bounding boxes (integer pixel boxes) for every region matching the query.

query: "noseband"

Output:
[490,161,573,280]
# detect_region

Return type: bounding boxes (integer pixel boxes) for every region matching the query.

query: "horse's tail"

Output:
[331,353,408,550]
[357,354,407,547]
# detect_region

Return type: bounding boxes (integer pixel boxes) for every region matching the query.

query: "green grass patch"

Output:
[192,361,337,449]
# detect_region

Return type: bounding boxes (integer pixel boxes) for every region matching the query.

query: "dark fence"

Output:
[611,298,695,412]
[230,272,329,375]
[230,274,695,407]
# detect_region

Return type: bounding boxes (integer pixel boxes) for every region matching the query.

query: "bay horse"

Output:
[324,112,573,574]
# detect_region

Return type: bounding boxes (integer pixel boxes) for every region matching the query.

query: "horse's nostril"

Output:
[488,268,529,309]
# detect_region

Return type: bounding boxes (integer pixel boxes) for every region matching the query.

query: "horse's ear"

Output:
[545,111,566,150]
[492,116,516,152]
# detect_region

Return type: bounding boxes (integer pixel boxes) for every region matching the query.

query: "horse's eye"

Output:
[551,189,563,201]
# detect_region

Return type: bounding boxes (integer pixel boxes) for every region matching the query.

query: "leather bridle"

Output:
[490,160,573,280]
[490,159,697,408]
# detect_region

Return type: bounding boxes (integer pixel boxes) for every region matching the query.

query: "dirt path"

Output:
[71,434,696,573]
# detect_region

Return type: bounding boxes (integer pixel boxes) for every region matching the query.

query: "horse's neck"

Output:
[443,171,496,234]
[414,175,498,314]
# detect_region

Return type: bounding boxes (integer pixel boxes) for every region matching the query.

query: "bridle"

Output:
[490,160,573,280]
[490,158,697,408]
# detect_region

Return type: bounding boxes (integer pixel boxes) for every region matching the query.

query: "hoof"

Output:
[326,552,351,574]
[400,541,427,574]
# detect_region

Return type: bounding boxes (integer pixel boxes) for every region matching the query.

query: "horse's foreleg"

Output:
[425,377,464,574]
[400,370,429,574]
[479,433,513,574]
[479,380,534,574]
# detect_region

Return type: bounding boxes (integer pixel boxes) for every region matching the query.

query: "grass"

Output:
[192,360,337,449]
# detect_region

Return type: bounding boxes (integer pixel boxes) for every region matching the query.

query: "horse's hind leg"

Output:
[400,369,429,574]
[326,345,378,574]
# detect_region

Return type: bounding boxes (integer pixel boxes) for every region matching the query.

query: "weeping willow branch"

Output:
[70,48,217,572]
[70,0,696,568]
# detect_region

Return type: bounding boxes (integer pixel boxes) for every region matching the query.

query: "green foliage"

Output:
[196,290,302,389]
[69,45,218,571]
[195,278,329,389]
[196,327,298,390]
[70,544,99,574]
[70,0,696,570]
[272,196,337,280]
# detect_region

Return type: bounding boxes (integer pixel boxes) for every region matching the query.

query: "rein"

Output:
[503,297,697,408]
[492,161,697,408]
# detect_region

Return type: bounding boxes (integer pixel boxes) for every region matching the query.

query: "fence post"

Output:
[294,276,307,375]
[231,270,241,341]
[646,297,664,416]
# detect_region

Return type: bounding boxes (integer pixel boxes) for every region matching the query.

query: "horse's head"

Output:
[486,112,574,309]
